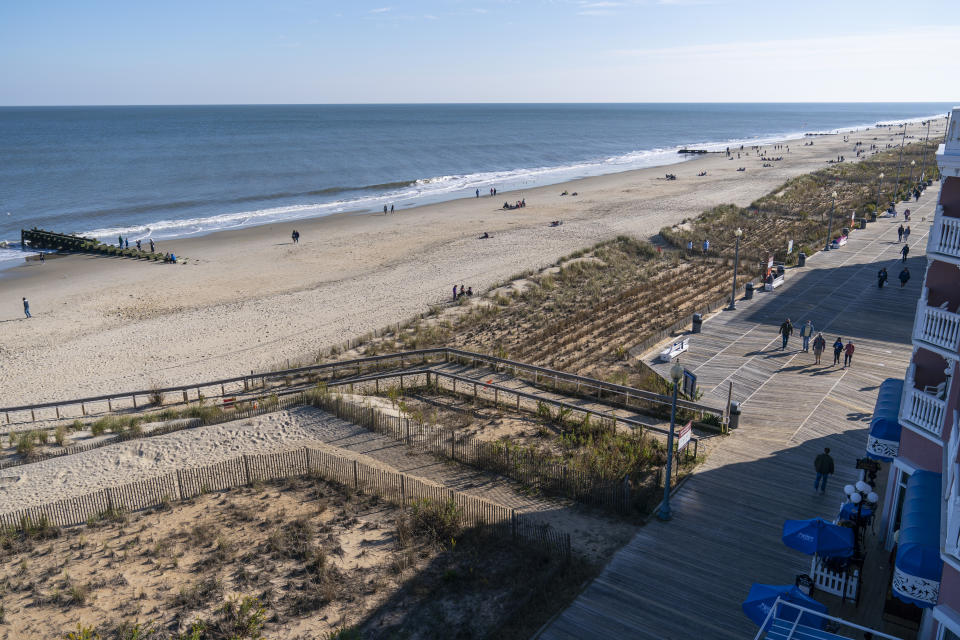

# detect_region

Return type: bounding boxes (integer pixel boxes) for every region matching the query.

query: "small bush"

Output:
[55,424,68,447]
[410,498,462,545]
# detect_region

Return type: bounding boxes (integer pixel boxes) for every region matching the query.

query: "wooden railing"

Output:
[1,348,723,427]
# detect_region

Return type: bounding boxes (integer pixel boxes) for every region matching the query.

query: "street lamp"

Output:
[920,120,931,184]
[728,227,743,310]
[824,190,838,251]
[875,172,885,216]
[656,361,684,521]
[892,124,907,205]
[907,160,916,195]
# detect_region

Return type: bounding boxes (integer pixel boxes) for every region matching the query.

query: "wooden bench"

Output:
[657,338,689,363]
[764,275,785,291]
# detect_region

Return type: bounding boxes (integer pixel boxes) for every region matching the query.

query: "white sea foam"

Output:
[17,110,953,248]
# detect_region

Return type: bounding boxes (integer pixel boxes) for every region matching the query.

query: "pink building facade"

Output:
[874,107,960,640]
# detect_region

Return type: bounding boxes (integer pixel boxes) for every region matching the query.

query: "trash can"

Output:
[729,401,741,429]
[744,282,754,300]
[797,252,806,268]
[857,217,866,229]
[776,264,785,276]
[692,312,703,333]
[869,211,877,222]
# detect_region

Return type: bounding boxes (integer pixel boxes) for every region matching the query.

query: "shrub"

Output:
[54,424,68,447]
[410,498,462,545]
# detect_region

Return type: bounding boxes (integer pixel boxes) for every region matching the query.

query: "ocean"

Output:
[0,103,950,265]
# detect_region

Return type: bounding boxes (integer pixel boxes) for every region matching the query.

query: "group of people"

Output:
[451,284,473,300]
[780,318,855,368]
[118,236,156,253]
[383,204,395,214]
[664,173,677,180]
[502,199,526,210]
[896,224,911,243]
[877,266,910,288]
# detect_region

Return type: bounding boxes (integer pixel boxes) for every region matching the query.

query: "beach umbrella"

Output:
[782,517,854,558]
[741,583,827,628]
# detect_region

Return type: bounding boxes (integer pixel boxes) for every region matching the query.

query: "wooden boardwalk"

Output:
[538,190,938,639]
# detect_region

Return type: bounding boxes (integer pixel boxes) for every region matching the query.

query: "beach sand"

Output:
[0,119,944,406]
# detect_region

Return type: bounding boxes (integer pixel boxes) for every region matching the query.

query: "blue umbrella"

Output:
[782,517,854,558]
[742,583,828,628]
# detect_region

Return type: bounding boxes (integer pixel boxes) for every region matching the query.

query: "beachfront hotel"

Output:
[865,106,960,639]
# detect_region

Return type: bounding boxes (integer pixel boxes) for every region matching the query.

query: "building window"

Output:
[940,625,960,640]
[892,468,911,535]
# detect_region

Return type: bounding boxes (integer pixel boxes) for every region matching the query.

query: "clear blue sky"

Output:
[2,0,958,105]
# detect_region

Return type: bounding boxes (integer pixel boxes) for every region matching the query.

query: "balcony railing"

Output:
[915,304,960,353]
[928,208,960,260]
[901,386,948,438]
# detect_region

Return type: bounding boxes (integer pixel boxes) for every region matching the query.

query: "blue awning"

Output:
[893,470,943,608]
[866,378,903,461]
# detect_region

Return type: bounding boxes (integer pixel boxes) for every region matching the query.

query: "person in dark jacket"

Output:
[814,447,835,494]
[832,337,844,365]
[899,268,911,288]
[779,318,793,350]
[877,267,888,288]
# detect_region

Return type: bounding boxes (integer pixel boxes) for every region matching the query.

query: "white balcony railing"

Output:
[928,208,960,259]
[915,304,960,353]
[901,386,948,438]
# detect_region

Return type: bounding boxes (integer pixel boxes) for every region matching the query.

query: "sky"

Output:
[1,0,959,105]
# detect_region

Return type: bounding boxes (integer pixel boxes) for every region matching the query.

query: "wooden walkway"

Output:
[538,190,938,639]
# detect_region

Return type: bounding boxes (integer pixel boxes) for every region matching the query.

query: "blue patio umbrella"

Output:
[782,517,854,558]
[742,583,828,628]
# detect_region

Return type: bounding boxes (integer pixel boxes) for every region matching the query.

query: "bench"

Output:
[764,275,785,291]
[657,338,689,362]
[831,235,848,248]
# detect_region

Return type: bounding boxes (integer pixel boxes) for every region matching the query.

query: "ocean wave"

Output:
[20,110,952,246]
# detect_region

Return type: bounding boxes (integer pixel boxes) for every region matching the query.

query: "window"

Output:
[940,625,960,640]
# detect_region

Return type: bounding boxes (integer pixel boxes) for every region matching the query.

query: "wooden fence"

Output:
[0,445,571,562]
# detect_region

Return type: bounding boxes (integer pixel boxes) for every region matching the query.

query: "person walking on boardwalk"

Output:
[832,337,844,365]
[901,244,910,263]
[813,447,835,495]
[779,318,793,350]
[22,297,31,318]
[897,224,904,242]
[800,320,814,352]
[843,341,855,368]
[812,333,826,364]
[904,225,911,242]
[878,267,888,288]
[899,268,911,288]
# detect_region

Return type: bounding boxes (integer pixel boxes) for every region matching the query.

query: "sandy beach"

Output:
[0,118,944,406]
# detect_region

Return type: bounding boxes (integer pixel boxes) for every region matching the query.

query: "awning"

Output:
[866,378,904,461]
[893,470,943,608]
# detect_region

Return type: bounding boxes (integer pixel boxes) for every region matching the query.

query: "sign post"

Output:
[677,421,692,452]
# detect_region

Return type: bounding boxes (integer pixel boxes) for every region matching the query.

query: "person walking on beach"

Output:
[813,447,834,495]
[779,318,793,350]
[125,238,129,249]
[812,333,826,364]
[901,244,910,263]
[22,297,31,318]
[118,235,123,248]
[897,225,904,243]
[390,204,394,214]
[832,337,844,365]
[383,205,388,215]
[878,267,888,288]
[899,268,911,288]
[843,341,855,368]
[476,189,480,198]
[149,239,155,253]
[452,285,458,301]
[800,320,814,352]
[136,239,142,251]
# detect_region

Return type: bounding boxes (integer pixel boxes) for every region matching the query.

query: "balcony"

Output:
[929,207,960,261]
[900,359,952,439]
[914,302,960,353]
[902,387,947,438]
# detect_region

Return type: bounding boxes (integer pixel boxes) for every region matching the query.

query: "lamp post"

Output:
[919,120,931,183]
[874,172,884,216]
[907,160,916,195]
[892,124,907,205]
[824,190,838,251]
[728,227,743,310]
[656,361,684,521]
